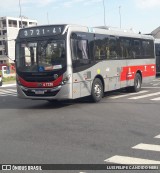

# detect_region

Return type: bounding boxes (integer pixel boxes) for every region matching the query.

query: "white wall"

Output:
[7,27,19,61]
[0,16,37,63]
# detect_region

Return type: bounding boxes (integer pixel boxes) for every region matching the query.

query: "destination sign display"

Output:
[19,25,65,38]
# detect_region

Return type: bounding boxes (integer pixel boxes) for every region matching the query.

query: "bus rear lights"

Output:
[61,74,71,85]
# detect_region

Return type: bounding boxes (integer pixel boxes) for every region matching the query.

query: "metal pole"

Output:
[119,6,121,28]
[103,0,106,26]
[47,12,49,24]
[19,0,23,28]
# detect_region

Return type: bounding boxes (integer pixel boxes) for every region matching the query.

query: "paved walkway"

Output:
[1,80,16,87]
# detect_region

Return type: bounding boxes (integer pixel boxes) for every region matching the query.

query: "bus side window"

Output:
[133,40,141,59]
[142,40,154,59]
[77,40,89,60]
[94,35,109,60]
[95,45,101,59]
[71,38,90,68]
[98,37,120,60]
[118,38,133,59]
[109,38,118,59]
[71,39,78,60]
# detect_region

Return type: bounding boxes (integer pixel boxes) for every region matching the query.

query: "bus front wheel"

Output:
[91,78,103,102]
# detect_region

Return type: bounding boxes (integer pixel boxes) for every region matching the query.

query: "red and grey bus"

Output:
[15,24,155,102]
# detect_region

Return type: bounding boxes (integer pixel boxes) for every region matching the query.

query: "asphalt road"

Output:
[0,78,160,173]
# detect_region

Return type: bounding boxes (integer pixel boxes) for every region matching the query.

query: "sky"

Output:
[0,0,159,34]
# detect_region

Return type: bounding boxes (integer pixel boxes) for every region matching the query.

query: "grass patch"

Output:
[3,76,16,82]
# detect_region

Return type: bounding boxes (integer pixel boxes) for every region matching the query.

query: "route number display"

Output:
[19,26,64,38]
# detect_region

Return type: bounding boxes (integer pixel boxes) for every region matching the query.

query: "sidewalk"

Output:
[1,80,16,87]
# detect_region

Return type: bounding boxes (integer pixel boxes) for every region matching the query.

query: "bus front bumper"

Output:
[17,84,72,100]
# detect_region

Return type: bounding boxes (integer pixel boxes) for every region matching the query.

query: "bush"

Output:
[2,76,16,82]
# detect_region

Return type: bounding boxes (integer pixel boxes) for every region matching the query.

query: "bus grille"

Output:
[23,90,60,97]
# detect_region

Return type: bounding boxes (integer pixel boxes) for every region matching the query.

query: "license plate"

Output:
[43,83,54,87]
[35,90,45,95]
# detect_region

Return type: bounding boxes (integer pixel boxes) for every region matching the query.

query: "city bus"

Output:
[15,24,155,102]
[155,39,160,75]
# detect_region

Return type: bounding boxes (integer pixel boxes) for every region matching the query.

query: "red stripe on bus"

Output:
[120,64,156,81]
[18,75,63,88]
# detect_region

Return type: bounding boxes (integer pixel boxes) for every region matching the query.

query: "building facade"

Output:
[0,16,37,64]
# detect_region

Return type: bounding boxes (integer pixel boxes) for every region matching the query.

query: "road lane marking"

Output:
[1,83,16,87]
[132,143,160,152]
[154,135,160,138]
[153,79,160,81]
[0,90,16,93]
[153,82,160,86]
[1,93,17,95]
[0,94,17,97]
[104,155,160,164]
[7,89,17,92]
[142,87,160,89]
[109,90,149,99]
[0,91,17,94]
[129,92,160,99]
[151,97,160,101]
[0,89,17,96]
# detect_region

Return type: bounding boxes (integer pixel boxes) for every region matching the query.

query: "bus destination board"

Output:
[19,25,64,38]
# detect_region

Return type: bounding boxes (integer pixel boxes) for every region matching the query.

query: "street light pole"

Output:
[119,6,121,28]
[103,0,106,26]
[47,12,49,24]
[19,0,23,28]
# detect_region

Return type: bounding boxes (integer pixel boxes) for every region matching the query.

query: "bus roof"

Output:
[18,24,154,40]
[155,39,160,44]
[65,24,154,40]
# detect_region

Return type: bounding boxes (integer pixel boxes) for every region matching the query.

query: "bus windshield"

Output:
[16,39,66,72]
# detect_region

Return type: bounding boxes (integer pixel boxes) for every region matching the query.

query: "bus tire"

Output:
[131,73,142,92]
[91,78,103,102]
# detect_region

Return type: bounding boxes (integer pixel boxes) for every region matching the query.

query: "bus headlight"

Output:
[61,74,71,85]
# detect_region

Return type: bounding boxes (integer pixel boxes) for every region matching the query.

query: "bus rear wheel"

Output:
[91,78,103,102]
[129,73,142,92]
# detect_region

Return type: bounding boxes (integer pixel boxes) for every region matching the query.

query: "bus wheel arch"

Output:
[91,75,104,102]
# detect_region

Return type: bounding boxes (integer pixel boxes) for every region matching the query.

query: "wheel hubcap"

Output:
[136,78,141,88]
[94,84,102,97]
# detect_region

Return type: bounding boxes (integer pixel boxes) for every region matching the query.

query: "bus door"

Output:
[70,33,93,99]
[119,37,133,87]
[107,36,122,91]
